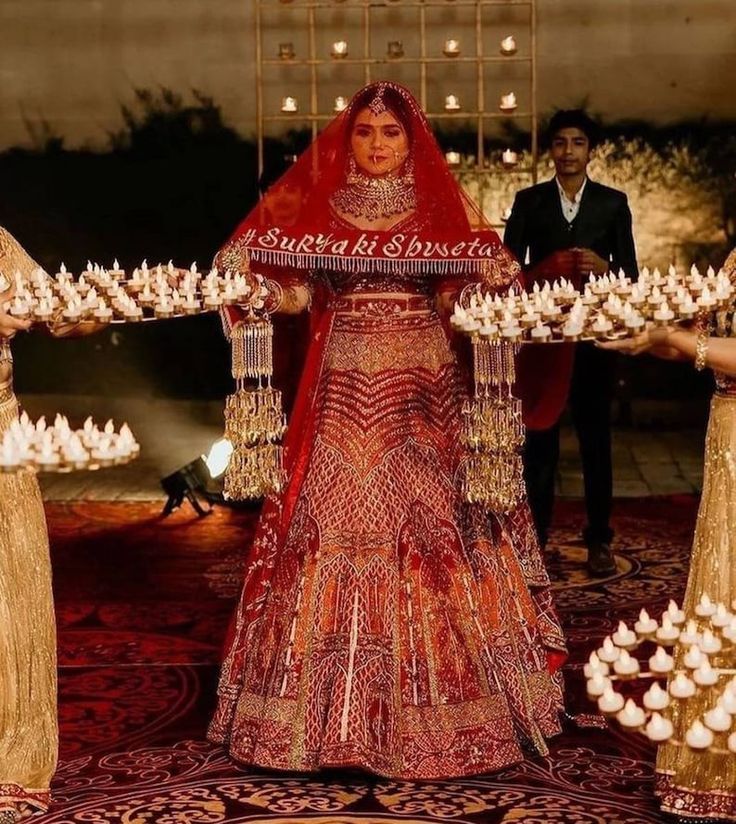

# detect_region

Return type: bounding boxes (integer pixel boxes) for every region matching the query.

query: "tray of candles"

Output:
[584,594,736,753]
[2,260,270,325]
[450,265,734,344]
[0,412,140,473]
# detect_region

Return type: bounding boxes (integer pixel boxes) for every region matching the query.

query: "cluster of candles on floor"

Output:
[0,413,140,473]
[450,264,735,343]
[3,261,270,325]
[586,595,736,753]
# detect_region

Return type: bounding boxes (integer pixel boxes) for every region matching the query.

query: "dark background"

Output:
[3,89,734,412]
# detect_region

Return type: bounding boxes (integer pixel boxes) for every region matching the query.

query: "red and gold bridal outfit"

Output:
[208,82,566,779]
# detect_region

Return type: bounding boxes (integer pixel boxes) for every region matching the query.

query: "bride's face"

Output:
[350,108,410,177]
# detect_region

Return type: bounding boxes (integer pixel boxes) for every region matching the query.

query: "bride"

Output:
[208,82,567,779]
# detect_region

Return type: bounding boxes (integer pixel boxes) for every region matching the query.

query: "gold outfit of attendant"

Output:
[0,228,57,817]
[656,248,736,821]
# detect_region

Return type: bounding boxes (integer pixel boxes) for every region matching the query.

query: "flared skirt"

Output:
[209,304,566,779]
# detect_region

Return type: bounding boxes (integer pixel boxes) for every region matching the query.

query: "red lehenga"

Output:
[208,82,566,779]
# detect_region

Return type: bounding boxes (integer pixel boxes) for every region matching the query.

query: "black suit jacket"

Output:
[503,178,638,278]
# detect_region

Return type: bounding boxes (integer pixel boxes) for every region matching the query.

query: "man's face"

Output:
[550,127,591,177]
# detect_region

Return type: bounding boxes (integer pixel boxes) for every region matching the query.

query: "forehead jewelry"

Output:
[367,85,388,116]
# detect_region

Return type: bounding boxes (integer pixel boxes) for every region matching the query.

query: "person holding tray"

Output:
[597,248,736,821]
[0,227,105,822]
[504,110,639,577]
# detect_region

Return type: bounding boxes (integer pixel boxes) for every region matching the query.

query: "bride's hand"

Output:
[595,326,673,356]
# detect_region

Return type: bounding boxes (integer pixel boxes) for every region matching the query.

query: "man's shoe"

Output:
[586,541,617,577]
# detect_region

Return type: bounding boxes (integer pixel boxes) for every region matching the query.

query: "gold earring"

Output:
[346,154,359,183]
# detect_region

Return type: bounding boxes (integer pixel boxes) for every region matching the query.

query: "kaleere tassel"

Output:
[223,278,287,500]
[460,335,525,512]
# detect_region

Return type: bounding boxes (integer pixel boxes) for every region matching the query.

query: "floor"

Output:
[44,497,699,824]
[15,393,706,502]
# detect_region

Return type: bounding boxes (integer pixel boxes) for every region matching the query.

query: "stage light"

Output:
[204,438,233,478]
[159,438,235,517]
[160,457,214,517]
[281,96,298,113]
[387,40,404,59]
[278,42,295,60]
[334,96,348,113]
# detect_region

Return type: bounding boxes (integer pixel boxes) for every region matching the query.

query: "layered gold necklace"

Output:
[330,158,417,222]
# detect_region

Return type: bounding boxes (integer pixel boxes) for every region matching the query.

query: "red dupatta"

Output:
[217,82,513,279]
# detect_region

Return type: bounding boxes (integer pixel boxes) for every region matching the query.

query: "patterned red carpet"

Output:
[46,497,697,823]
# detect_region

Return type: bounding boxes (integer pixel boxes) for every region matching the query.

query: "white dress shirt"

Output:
[556,177,587,224]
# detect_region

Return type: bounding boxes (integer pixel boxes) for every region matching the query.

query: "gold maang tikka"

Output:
[367,83,388,116]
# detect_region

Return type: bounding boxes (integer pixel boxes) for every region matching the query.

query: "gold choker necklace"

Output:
[330,165,416,222]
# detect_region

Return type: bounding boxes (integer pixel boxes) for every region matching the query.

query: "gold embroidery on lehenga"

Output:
[209,257,566,778]
[327,320,452,375]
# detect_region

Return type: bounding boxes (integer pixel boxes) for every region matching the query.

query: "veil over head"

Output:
[218,81,516,279]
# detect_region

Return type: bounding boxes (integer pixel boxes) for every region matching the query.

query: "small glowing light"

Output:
[500,35,517,55]
[281,96,298,113]
[502,149,519,168]
[444,94,461,111]
[387,40,404,59]
[203,438,234,478]
[443,39,460,57]
[499,92,518,112]
[331,40,348,59]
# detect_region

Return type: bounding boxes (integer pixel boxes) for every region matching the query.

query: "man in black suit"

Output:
[504,110,638,577]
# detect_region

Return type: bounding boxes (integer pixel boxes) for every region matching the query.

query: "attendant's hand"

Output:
[595,326,674,356]
[573,248,609,278]
[46,304,108,338]
[0,281,31,340]
[167,265,193,289]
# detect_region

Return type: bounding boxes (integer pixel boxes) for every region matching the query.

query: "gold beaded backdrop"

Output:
[254,0,539,223]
